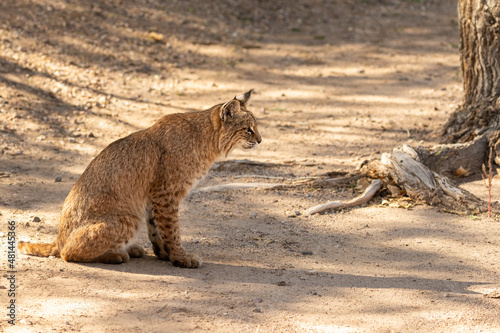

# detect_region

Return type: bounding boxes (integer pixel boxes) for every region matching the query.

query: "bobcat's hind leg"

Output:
[59,218,138,264]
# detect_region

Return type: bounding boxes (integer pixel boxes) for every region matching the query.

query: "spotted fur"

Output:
[18,90,261,267]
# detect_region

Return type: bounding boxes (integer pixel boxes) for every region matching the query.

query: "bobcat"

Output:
[18,90,261,268]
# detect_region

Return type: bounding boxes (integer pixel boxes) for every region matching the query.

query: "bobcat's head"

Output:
[217,89,262,155]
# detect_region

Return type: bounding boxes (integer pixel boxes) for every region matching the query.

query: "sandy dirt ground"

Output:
[1,0,500,332]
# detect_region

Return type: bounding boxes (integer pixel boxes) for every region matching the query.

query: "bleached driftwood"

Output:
[303,179,382,216]
[304,143,489,216]
[364,144,485,214]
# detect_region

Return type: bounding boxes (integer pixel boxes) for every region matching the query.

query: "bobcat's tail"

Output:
[18,241,59,257]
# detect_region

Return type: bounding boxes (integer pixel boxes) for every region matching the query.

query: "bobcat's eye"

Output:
[245,127,253,134]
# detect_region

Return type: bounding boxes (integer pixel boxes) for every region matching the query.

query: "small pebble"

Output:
[277,281,287,286]
[253,308,262,313]
[301,251,313,255]
[55,176,62,182]
[33,217,41,222]
[253,297,263,303]
[193,238,199,244]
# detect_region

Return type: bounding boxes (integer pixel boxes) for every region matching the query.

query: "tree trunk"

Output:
[443,0,500,143]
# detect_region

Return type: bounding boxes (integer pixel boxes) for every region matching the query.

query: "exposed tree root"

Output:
[363,144,488,215]
[303,179,382,216]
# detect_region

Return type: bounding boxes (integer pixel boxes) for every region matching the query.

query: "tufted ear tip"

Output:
[235,89,254,106]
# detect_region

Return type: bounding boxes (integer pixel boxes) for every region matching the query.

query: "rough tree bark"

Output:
[443,0,500,145]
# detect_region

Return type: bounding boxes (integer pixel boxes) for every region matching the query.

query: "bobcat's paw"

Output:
[98,250,130,264]
[127,244,145,258]
[172,253,202,268]
[152,242,170,261]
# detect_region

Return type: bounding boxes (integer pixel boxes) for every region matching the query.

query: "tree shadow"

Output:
[78,258,485,296]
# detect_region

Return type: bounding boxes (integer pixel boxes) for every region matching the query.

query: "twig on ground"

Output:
[303,179,382,216]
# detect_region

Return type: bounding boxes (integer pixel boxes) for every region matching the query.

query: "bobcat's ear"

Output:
[220,100,240,122]
[235,89,254,107]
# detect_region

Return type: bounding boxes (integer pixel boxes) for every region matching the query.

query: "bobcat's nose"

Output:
[256,135,262,144]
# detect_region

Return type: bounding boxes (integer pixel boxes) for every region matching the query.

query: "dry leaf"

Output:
[387,184,403,197]
[147,32,165,43]
[381,198,413,209]
[355,177,370,191]
[453,166,469,177]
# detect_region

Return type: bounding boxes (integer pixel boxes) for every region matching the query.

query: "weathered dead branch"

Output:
[303,179,382,216]
[363,144,487,214]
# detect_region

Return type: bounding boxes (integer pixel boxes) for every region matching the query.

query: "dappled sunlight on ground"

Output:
[1,0,499,332]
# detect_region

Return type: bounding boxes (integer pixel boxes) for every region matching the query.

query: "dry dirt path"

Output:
[1,1,499,332]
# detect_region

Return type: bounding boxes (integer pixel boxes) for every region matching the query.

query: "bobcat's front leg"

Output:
[150,196,201,268]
